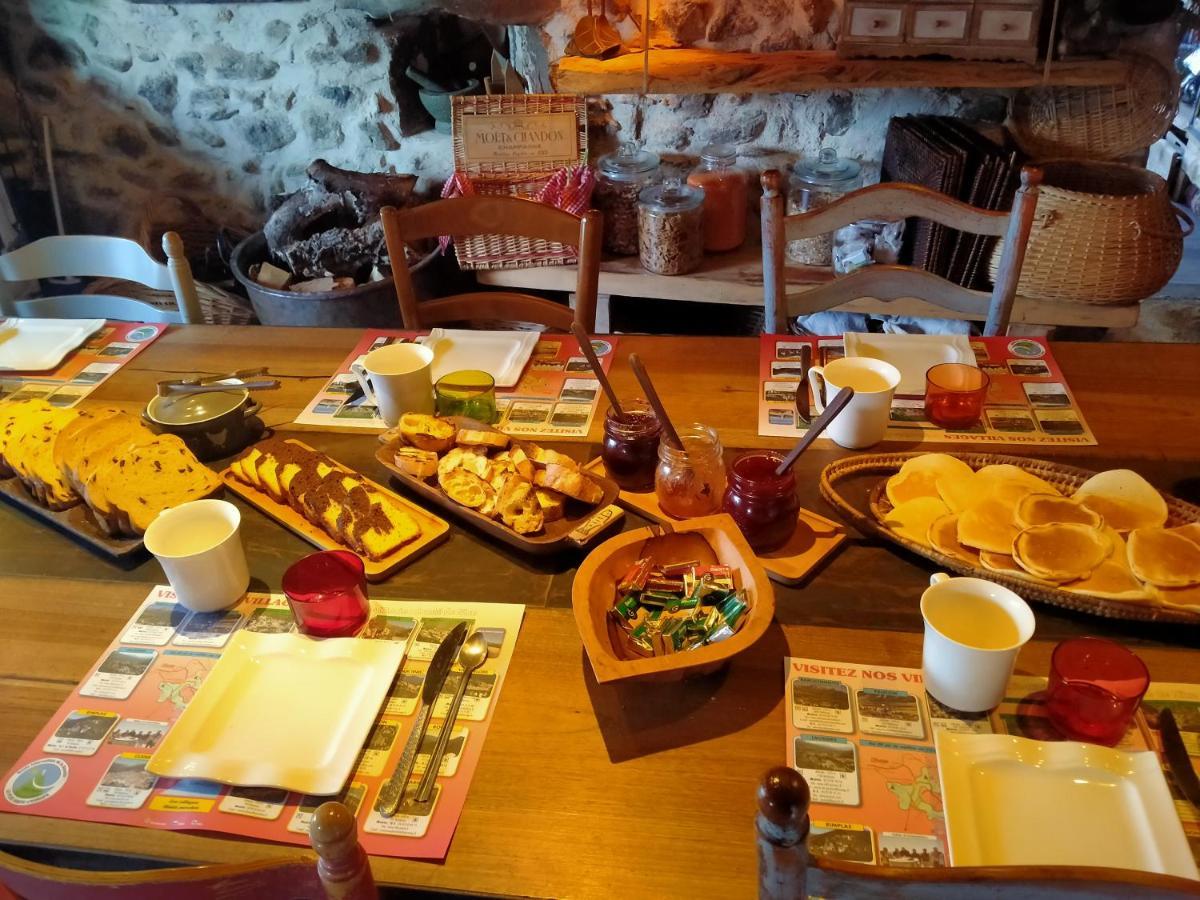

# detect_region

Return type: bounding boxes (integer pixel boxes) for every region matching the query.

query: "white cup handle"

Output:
[929,572,950,587]
[807,365,827,414]
[350,361,376,405]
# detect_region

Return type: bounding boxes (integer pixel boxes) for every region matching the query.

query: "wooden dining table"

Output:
[1,326,1198,899]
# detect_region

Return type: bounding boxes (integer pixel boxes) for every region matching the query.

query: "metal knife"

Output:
[377,621,468,817]
[795,343,812,425]
[1160,708,1200,809]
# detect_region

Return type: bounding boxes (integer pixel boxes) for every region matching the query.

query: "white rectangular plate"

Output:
[420,329,539,388]
[0,318,105,371]
[148,631,404,795]
[937,732,1198,879]
[843,332,975,396]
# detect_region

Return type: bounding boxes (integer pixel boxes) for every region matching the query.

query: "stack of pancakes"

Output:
[880,454,1200,612]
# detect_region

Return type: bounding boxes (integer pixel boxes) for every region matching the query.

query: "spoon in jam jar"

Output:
[571,323,626,421]
[773,386,855,476]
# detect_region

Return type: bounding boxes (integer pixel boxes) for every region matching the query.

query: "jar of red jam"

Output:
[601,400,661,491]
[722,451,800,553]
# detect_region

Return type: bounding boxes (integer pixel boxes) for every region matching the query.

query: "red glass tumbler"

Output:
[924,363,990,429]
[282,550,370,638]
[1045,637,1150,746]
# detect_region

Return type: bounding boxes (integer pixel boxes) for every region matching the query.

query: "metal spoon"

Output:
[414,632,489,803]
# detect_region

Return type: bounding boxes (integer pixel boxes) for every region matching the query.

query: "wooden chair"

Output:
[756,767,1200,898]
[380,196,601,331]
[0,233,202,324]
[0,801,375,900]
[759,167,1041,337]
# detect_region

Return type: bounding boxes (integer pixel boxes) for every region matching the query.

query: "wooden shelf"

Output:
[551,49,1131,95]
[474,242,1139,332]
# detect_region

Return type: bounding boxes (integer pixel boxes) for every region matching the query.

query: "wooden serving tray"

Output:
[221,441,449,582]
[375,417,623,555]
[820,452,1200,625]
[583,458,846,586]
[0,476,145,562]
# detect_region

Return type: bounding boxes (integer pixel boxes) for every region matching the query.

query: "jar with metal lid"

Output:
[655,423,726,519]
[594,142,660,256]
[638,177,704,276]
[687,143,747,253]
[787,148,863,267]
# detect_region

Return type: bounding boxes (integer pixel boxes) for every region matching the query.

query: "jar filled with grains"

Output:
[595,142,660,256]
[637,177,704,276]
[687,143,747,253]
[786,148,862,267]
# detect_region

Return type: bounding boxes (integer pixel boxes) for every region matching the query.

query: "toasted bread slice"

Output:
[533,464,603,505]
[529,446,578,470]
[508,446,534,480]
[535,487,565,523]
[399,414,456,452]
[456,428,509,450]
[497,477,543,535]
[394,447,439,479]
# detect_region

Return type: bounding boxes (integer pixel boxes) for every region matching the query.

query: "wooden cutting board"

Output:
[583,458,846,586]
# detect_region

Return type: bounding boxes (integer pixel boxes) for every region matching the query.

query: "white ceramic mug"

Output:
[144,499,250,613]
[351,343,434,425]
[920,573,1036,713]
[807,357,901,449]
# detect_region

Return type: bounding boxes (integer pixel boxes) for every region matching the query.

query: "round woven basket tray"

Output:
[820,452,1200,626]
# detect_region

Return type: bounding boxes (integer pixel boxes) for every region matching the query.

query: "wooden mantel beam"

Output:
[551,49,1132,95]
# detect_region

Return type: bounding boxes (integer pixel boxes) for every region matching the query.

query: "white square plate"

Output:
[420,329,539,388]
[0,318,105,371]
[843,332,976,396]
[937,732,1198,879]
[148,632,404,795]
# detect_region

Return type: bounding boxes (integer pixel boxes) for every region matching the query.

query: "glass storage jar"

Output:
[722,451,800,553]
[638,177,704,276]
[787,148,863,267]
[655,424,726,519]
[687,143,747,253]
[595,143,660,256]
[601,399,662,491]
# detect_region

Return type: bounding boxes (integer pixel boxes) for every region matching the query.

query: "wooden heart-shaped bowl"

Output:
[572,513,775,684]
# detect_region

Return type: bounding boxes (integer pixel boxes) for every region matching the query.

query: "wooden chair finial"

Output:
[309,802,376,900]
[757,766,810,831]
[761,169,783,198]
[1019,165,1044,189]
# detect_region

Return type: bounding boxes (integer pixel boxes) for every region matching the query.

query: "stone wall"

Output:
[0,0,1003,241]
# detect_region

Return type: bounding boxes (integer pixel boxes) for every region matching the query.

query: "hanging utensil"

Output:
[378,622,467,817]
[570,323,624,420]
[629,353,681,449]
[774,387,854,477]
[414,631,489,803]
[574,0,621,59]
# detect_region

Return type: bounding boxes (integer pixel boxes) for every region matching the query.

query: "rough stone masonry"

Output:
[0,0,1005,237]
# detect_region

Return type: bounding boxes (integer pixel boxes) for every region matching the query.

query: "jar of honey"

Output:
[601,399,661,491]
[654,424,727,519]
[722,451,799,553]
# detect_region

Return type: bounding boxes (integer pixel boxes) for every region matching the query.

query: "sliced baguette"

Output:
[399,414,456,452]
[533,463,603,505]
[456,428,509,450]
[535,487,565,523]
[529,446,578,470]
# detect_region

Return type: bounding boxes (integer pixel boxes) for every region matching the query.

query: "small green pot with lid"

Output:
[144,388,264,462]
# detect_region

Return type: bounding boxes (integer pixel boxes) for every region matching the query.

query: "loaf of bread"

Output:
[0,399,216,535]
[86,434,222,535]
[230,441,422,561]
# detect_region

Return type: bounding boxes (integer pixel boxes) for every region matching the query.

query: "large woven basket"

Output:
[990,160,1190,306]
[84,278,255,325]
[1009,55,1176,161]
[449,94,588,271]
[820,452,1200,626]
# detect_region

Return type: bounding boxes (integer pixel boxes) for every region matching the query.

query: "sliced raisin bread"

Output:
[9,407,83,509]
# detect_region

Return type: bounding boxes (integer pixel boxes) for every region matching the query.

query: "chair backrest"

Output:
[0,233,202,324]
[0,801,376,900]
[760,167,1041,336]
[756,767,1200,899]
[380,196,601,331]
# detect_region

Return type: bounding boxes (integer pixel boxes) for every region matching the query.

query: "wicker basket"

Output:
[449,94,588,271]
[1008,55,1176,161]
[990,160,1191,306]
[84,278,256,325]
[820,452,1200,626]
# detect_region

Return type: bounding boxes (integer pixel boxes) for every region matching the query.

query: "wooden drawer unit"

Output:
[839,0,1040,62]
[845,4,906,42]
